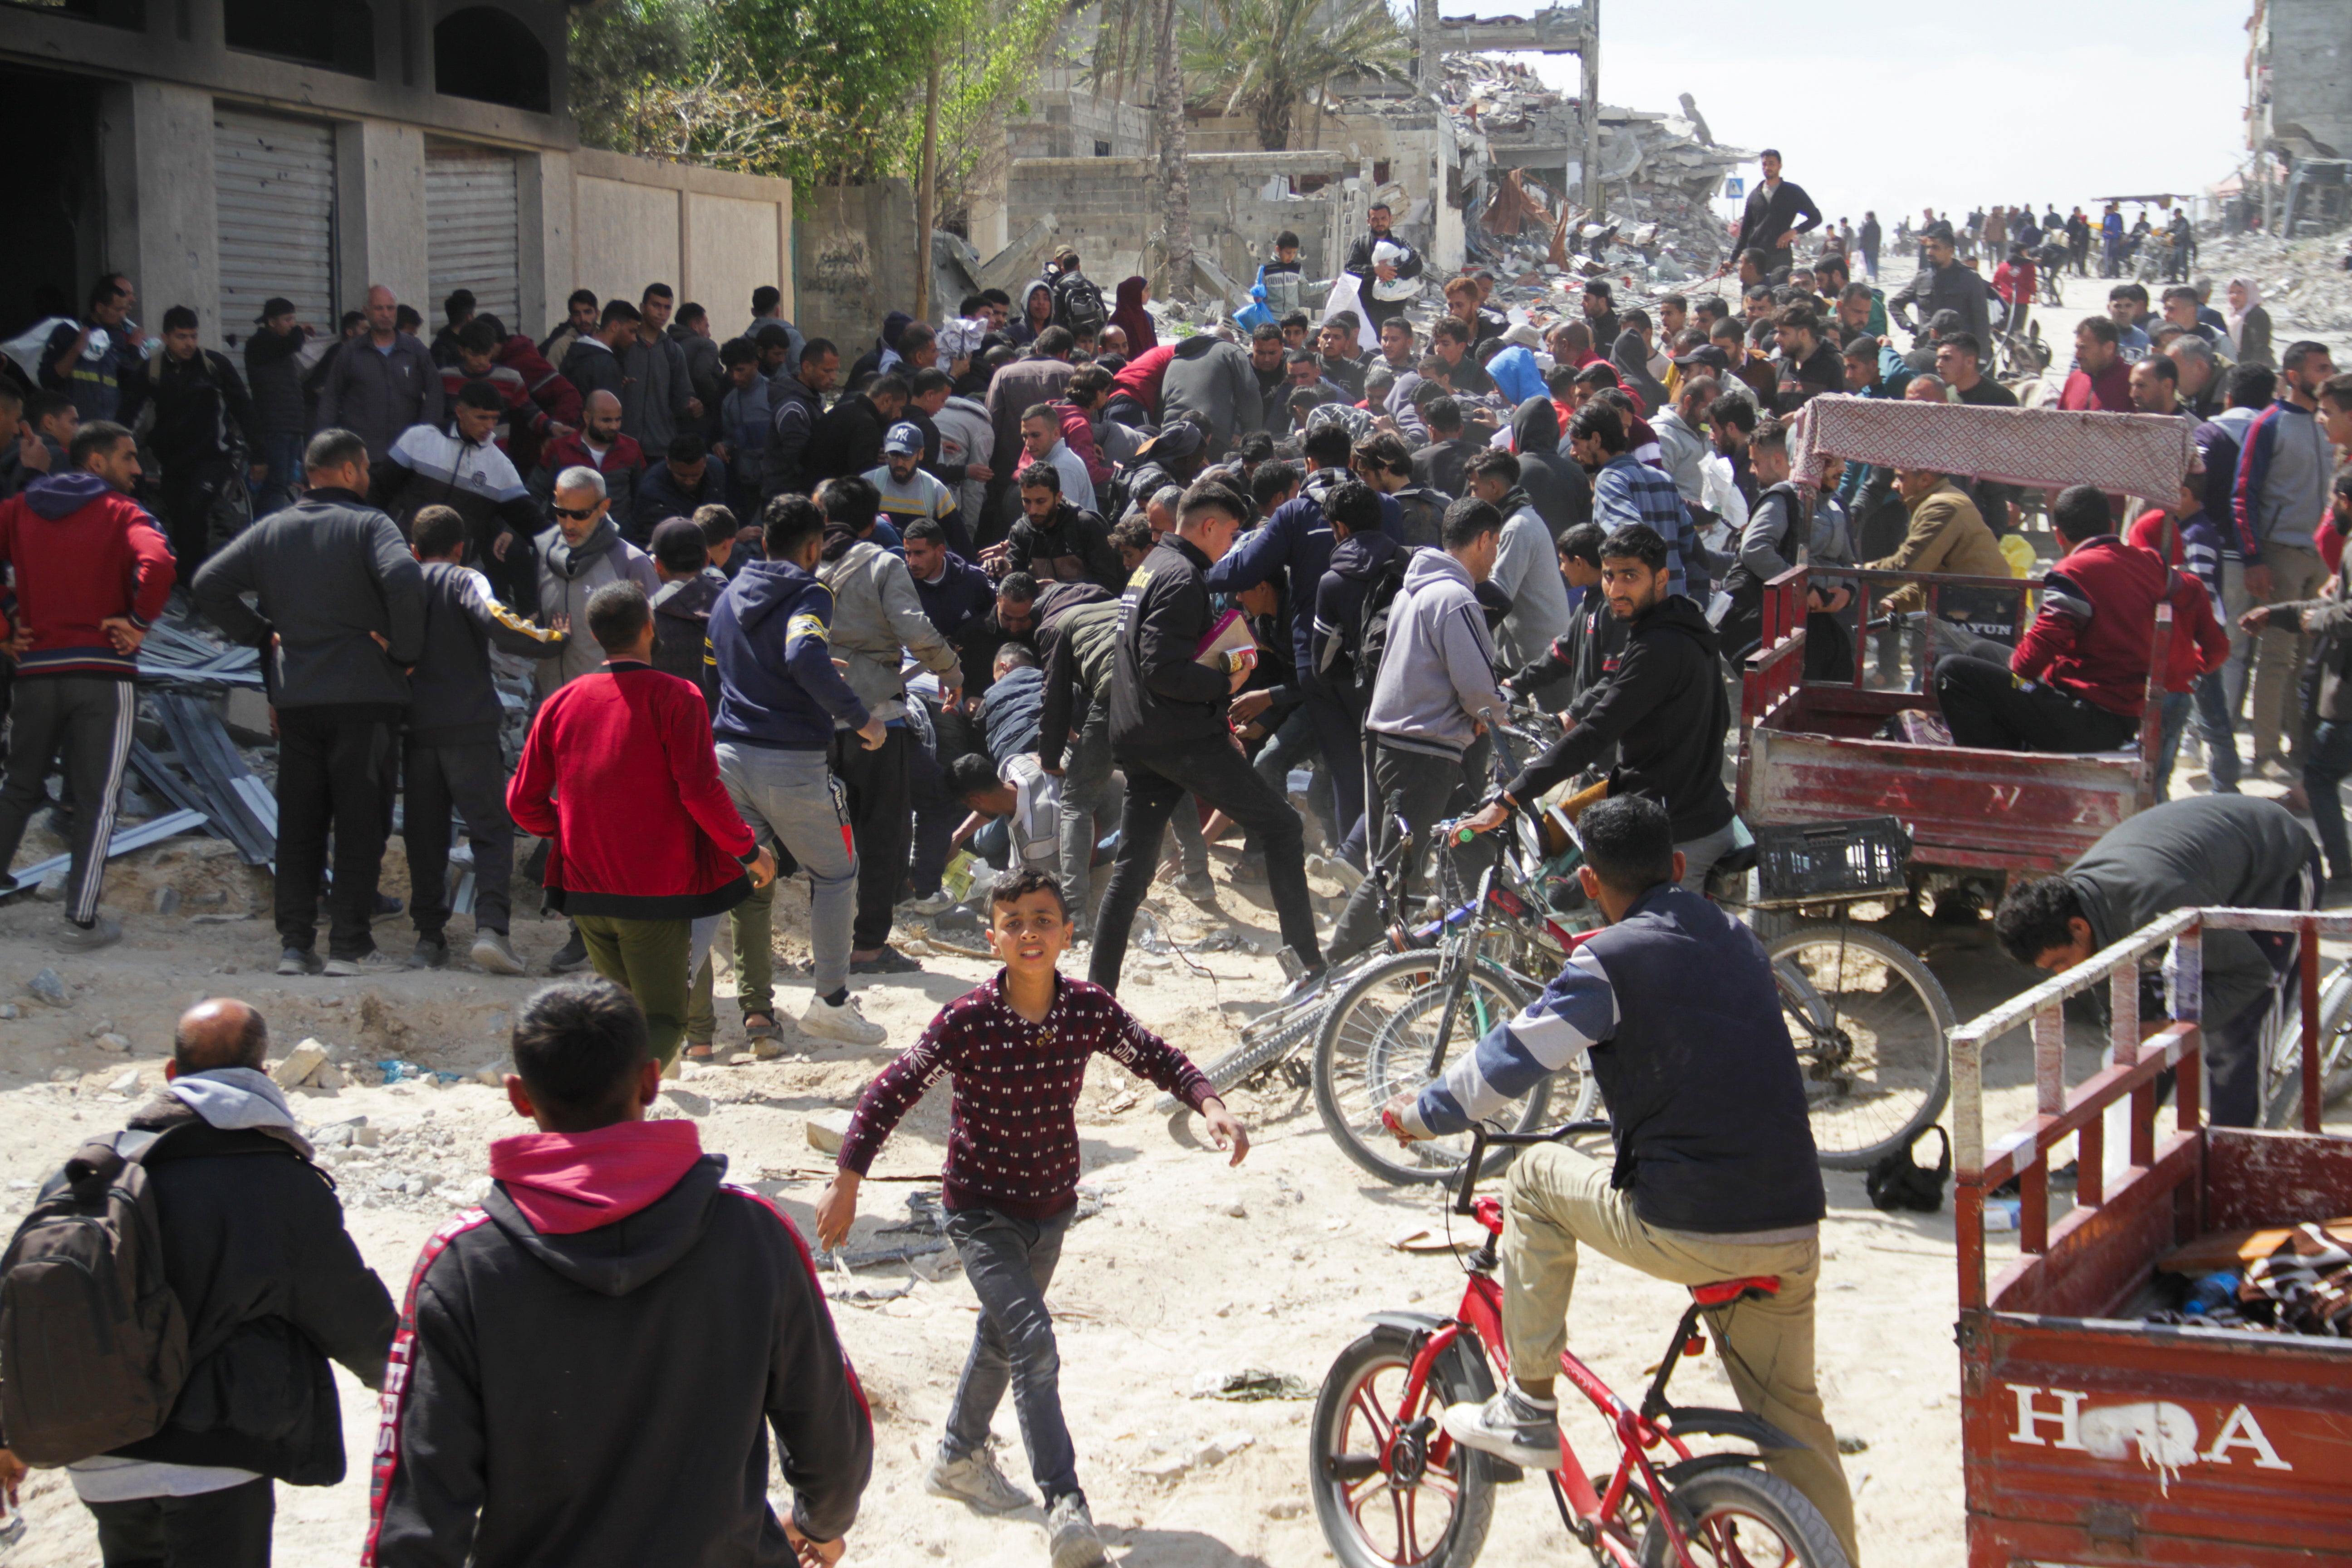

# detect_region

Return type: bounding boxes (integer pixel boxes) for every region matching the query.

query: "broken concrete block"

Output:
[95,1033,131,1054]
[108,1068,142,1094]
[1195,1431,1255,1466]
[806,1109,854,1154]
[152,886,181,916]
[314,1061,345,1090]
[1137,1454,1193,1480]
[25,969,67,1007]
[271,1040,330,1088]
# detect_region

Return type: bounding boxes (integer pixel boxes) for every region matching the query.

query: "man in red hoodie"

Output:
[507,581,774,1065]
[0,419,175,948]
[366,976,873,1567]
[1936,485,2168,752]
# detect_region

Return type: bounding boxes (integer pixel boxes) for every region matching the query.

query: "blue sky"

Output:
[1449,0,2256,228]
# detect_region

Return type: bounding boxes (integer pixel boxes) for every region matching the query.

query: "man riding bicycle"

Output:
[1381,795,1860,1566]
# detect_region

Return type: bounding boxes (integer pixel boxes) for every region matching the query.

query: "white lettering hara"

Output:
[2007,1385,2089,1450]
[2203,1404,2293,1470]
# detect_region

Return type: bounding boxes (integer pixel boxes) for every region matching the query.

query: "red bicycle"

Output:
[1309,1123,1850,1568]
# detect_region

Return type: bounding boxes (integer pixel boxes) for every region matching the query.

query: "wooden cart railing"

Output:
[1946,908,2352,1565]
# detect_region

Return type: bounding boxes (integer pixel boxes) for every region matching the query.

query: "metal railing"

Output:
[1949,905,2347,1312]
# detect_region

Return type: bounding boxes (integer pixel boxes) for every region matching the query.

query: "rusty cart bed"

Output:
[1949,906,2352,1565]
[1737,567,2167,878]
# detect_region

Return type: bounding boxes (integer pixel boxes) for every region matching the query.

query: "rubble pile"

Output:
[2189,223,2352,341]
[1437,53,1745,279]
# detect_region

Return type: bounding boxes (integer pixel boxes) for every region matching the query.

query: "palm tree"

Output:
[1178,0,1410,152]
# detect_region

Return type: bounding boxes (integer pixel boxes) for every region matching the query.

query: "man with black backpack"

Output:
[1048,249,1109,343]
[1322,497,1511,966]
[0,998,395,1567]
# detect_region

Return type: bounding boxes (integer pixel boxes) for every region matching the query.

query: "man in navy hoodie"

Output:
[366,976,873,1567]
[707,495,893,1049]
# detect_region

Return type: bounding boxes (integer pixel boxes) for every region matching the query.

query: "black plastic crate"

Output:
[1752,817,1912,907]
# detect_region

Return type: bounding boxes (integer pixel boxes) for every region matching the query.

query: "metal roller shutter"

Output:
[214,109,337,352]
[426,142,520,334]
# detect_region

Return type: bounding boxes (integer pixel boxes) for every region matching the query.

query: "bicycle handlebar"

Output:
[1452,1119,1611,1216]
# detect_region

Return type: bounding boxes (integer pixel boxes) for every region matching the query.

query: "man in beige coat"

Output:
[1867,467,2015,672]
[815,474,961,971]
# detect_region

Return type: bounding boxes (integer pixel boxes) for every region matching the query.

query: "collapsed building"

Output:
[790,3,1753,344]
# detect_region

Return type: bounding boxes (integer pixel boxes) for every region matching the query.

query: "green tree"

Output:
[1178,0,1410,152]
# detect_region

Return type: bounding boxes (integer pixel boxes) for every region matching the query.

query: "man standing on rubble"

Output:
[1344,202,1424,334]
[1730,149,1822,279]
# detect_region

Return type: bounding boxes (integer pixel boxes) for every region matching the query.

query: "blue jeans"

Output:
[2303,719,2352,878]
[2192,670,2242,792]
[256,431,305,517]
[943,1206,1080,1503]
[1251,705,1337,852]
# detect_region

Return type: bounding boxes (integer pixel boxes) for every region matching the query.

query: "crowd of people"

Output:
[2,157,2351,1567]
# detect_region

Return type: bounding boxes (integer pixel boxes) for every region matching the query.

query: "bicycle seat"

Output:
[1690,1276,1781,1308]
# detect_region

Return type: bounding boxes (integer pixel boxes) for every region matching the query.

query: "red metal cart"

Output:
[1948,907,2352,1564]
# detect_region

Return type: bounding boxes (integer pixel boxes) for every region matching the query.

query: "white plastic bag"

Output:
[1700,453,1748,534]
[1321,273,1378,353]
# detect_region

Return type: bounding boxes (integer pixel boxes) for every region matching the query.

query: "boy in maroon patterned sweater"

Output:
[818,868,1246,1568]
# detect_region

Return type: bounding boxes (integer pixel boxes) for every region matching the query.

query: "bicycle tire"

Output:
[1310,1328,1498,1568]
[2265,961,2352,1128]
[1637,1465,1850,1568]
[1768,925,1955,1170]
[1313,951,1573,1185]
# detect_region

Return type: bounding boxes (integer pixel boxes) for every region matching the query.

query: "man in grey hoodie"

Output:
[1324,497,1509,965]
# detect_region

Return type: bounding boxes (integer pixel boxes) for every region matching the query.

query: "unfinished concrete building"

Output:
[2246,0,2352,233]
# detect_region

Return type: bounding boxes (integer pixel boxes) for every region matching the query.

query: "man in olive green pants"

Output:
[574,913,695,1067]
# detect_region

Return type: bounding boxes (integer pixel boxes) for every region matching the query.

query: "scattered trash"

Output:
[377,1060,461,1086]
[1189,1367,1316,1402]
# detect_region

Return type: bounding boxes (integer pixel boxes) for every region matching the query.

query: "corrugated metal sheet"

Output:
[426,142,521,333]
[214,110,337,353]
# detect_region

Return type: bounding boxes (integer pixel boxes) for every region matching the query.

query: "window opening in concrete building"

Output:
[224,0,376,77]
[0,66,104,338]
[434,5,550,113]
[0,0,145,29]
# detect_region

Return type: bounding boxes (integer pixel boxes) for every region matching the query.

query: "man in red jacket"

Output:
[0,420,175,948]
[2059,317,2134,412]
[508,581,774,1066]
[1936,485,2167,752]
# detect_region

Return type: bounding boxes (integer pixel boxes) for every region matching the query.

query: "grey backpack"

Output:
[0,1130,191,1466]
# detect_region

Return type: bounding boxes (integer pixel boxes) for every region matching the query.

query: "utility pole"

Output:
[915,51,940,320]
[1581,0,1601,217]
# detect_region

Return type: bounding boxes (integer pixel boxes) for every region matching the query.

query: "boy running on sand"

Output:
[817,868,1247,1568]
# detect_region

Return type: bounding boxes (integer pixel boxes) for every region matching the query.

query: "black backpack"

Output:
[1053,273,1108,338]
[1346,547,1421,706]
[0,1129,192,1465]
[1865,1125,1951,1215]
[1391,486,1448,549]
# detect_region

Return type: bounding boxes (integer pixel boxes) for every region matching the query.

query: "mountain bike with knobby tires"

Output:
[1309,1122,1852,1568]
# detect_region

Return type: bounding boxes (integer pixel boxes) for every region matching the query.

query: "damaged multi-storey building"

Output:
[792,2,1752,344]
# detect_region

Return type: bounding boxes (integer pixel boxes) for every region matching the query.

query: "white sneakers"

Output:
[798,994,887,1047]
[925,1444,1034,1514]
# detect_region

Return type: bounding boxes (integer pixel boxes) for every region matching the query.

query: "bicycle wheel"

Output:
[1311,1328,1497,1568]
[1314,951,1572,1185]
[1637,1466,1849,1568]
[1191,991,1334,1096]
[2265,961,2352,1128]
[1768,925,1954,1170]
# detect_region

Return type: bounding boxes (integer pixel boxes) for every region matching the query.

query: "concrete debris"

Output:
[807,1108,855,1154]
[25,969,67,1007]
[108,1068,143,1094]
[2180,225,2352,341]
[95,1033,132,1054]
[271,1039,332,1088]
